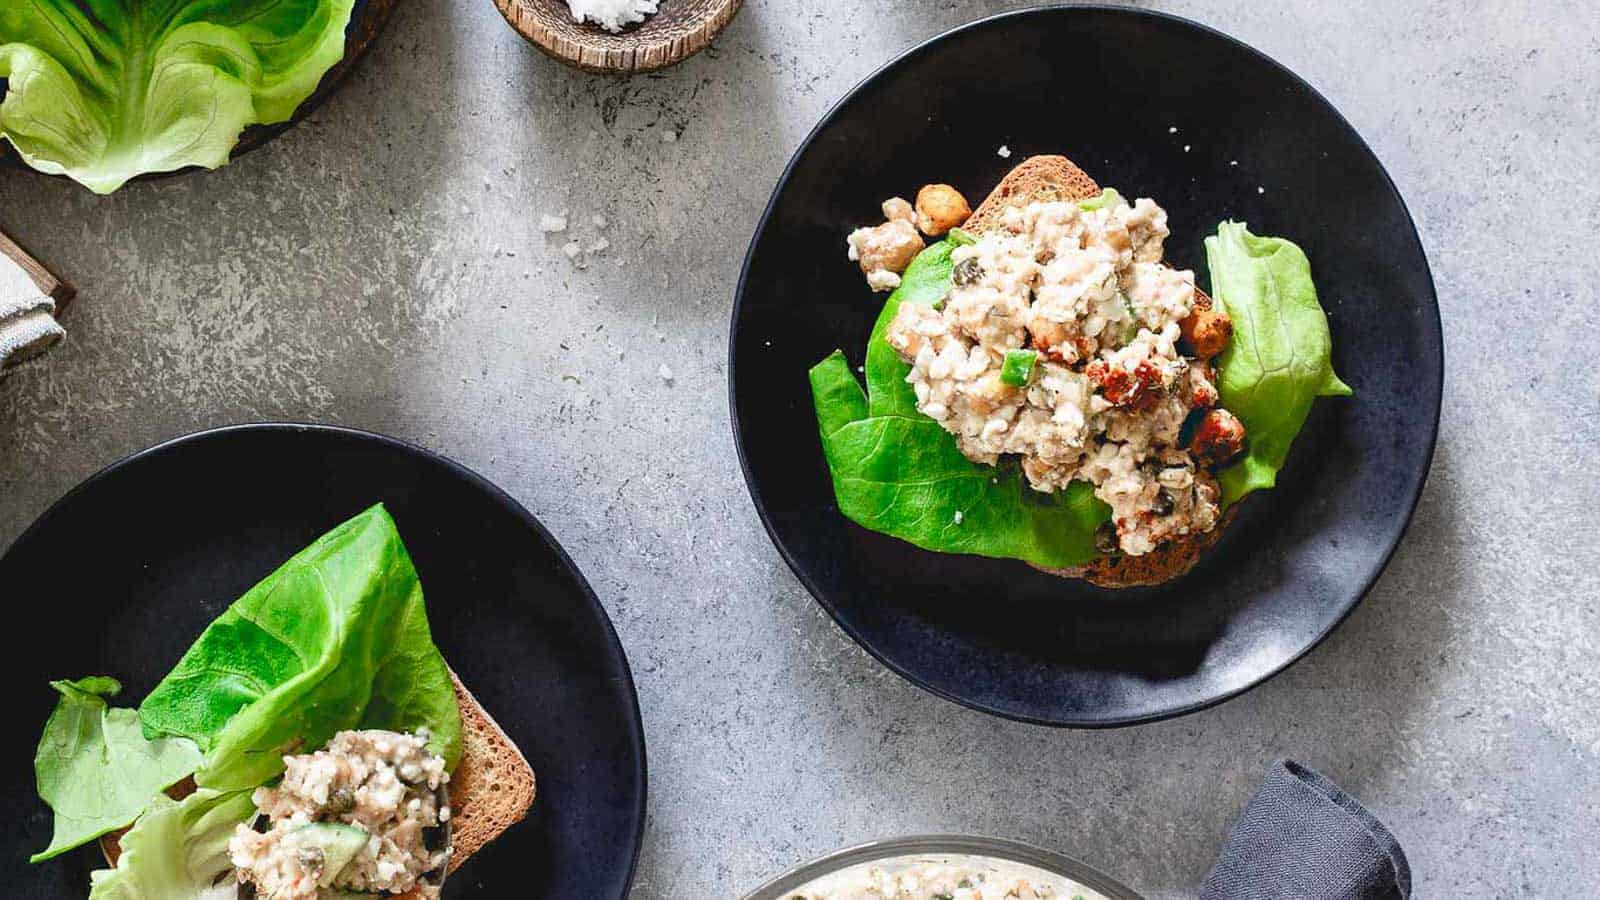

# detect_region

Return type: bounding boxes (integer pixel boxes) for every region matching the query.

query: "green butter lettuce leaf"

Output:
[88,788,255,900]
[810,231,1112,568]
[0,0,356,193]
[31,677,203,863]
[1207,221,1352,505]
[138,504,462,792]
[813,352,1107,565]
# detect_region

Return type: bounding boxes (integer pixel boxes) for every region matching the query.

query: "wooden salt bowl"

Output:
[492,0,743,74]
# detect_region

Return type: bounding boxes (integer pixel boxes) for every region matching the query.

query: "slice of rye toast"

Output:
[102,668,536,894]
[967,155,1238,588]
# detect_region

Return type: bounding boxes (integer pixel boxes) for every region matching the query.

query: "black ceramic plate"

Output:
[730,6,1441,726]
[0,424,645,898]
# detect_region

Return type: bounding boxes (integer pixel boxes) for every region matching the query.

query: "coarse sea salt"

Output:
[565,0,658,33]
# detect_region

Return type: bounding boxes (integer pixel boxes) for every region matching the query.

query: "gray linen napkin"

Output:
[1201,760,1411,900]
[0,249,64,369]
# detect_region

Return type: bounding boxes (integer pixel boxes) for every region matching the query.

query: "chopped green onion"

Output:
[1077,187,1123,211]
[1001,349,1038,387]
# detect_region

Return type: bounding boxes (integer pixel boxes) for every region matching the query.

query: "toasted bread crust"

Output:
[969,155,1233,588]
[965,155,1104,232]
[438,669,536,871]
[102,670,535,892]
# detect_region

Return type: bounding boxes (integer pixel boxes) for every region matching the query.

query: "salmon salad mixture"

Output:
[849,186,1245,556]
[228,729,451,900]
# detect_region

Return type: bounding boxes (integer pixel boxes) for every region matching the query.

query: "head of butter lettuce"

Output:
[0,0,355,193]
[29,504,461,899]
[809,209,1350,569]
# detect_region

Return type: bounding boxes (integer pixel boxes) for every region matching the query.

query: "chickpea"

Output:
[914,183,972,236]
[1180,306,1233,359]
[1189,408,1247,465]
[846,214,924,293]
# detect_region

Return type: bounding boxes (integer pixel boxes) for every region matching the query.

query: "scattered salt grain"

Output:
[1230,160,1239,166]
[1169,126,1179,134]
[1257,186,1265,194]
[953,511,965,525]
[997,145,1012,158]
[662,129,679,144]
[1183,144,1191,152]
[540,214,568,233]
[562,241,582,259]
[564,0,658,34]
[658,364,674,383]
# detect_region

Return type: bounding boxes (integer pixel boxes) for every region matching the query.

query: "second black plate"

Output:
[730,7,1441,726]
[0,424,646,898]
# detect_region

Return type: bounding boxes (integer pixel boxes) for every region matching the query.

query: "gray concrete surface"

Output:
[3,0,1597,896]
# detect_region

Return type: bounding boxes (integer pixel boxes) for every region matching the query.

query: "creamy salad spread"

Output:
[784,858,1102,900]
[868,190,1244,556]
[229,729,451,899]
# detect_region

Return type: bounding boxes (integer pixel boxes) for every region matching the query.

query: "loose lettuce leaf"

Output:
[138,504,462,792]
[88,788,255,900]
[31,677,203,863]
[810,231,1111,568]
[0,0,356,193]
[1207,222,1352,505]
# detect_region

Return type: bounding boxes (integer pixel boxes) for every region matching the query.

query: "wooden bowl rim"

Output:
[491,0,744,74]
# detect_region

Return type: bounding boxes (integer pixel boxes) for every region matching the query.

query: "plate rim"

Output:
[726,3,1444,727]
[1,421,649,897]
[741,833,1146,900]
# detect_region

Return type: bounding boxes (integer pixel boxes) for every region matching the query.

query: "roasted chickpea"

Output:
[1189,408,1247,465]
[914,183,972,236]
[1180,306,1234,359]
